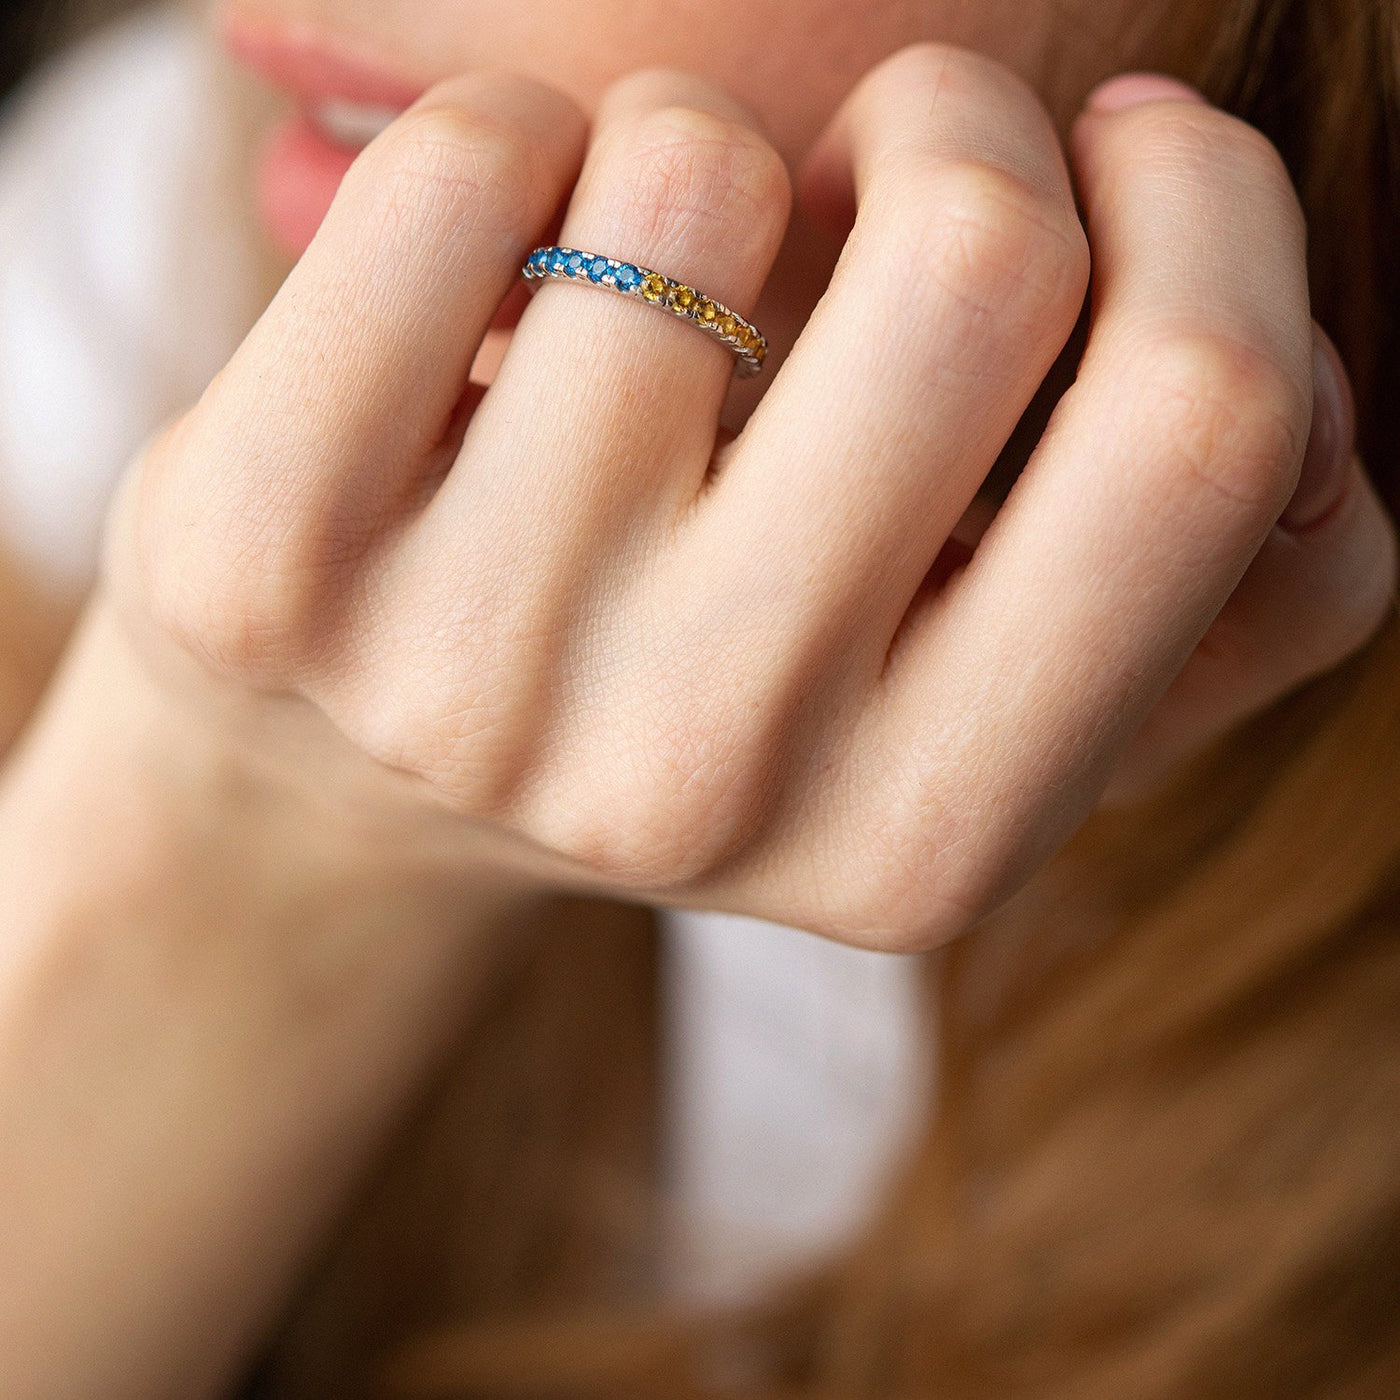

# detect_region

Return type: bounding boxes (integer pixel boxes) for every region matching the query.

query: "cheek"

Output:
[241,0,1046,260]
[345,0,925,158]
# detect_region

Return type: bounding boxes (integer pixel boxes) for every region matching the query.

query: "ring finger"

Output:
[417,70,792,560]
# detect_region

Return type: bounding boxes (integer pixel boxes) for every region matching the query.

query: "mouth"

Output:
[302,96,402,148]
[218,8,428,252]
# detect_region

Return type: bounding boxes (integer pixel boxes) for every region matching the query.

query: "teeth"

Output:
[310,98,401,150]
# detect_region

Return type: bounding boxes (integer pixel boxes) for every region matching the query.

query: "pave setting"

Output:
[521,246,768,378]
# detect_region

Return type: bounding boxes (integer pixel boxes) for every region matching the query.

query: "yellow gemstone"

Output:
[697,300,718,324]
[641,273,667,302]
[672,285,697,312]
[718,313,737,337]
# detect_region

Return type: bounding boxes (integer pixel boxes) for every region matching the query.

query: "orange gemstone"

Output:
[672,285,697,312]
[718,313,737,336]
[697,300,718,324]
[641,273,667,302]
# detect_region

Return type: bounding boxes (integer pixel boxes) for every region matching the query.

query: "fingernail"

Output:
[1279,325,1356,533]
[1086,74,1207,113]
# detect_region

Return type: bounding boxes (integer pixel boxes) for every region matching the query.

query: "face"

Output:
[216,0,1175,275]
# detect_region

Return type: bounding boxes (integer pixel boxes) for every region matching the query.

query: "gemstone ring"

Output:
[521,246,768,378]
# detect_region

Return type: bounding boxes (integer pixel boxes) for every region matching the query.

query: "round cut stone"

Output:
[615,264,642,291]
[697,300,718,324]
[672,286,697,312]
[566,252,585,274]
[547,248,567,272]
[589,256,610,282]
[641,273,667,302]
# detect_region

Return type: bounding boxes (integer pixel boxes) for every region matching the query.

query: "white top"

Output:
[0,5,931,1303]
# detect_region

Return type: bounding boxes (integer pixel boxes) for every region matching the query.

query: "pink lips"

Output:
[219,9,427,255]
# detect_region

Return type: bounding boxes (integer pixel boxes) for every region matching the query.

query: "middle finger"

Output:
[674,45,1090,682]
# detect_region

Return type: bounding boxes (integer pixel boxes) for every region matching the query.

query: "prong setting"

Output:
[522,246,768,377]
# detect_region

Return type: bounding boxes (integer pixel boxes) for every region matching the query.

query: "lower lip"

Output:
[256,113,361,257]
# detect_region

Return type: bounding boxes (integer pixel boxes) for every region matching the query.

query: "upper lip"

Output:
[217,6,428,108]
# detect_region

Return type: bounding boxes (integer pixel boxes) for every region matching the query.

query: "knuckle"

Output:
[866,39,972,85]
[133,421,339,683]
[877,156,1088,331]
[603,105,791,243]
[1213,112,1295,196]
[1130,100,1291,186]
[807,765,1046,954]
[148,533,329,682]
[814,856,983,955]
[810,896,967,957]
[865,40,1038,116]
[346,694,493,813]
[360,100,543,233]
[1115,104,1303,242]
[799,788,992,954]
[1131,329,1311,520]
[142,543,294,683]
[523,701,772,891]
[340,622,542,818]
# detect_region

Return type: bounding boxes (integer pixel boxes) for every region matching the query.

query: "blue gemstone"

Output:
[566,252,585,275]
[588,256,610,282]
[529,249,547,272]
[547,247,567,272]
[615,263,641,291]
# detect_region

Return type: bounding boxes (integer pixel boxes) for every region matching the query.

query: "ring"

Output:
[521,246,768,378]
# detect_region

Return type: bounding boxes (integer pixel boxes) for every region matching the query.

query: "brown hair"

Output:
[250,2,1400,1395]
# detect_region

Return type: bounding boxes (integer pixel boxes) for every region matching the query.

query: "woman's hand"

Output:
[101,47,1396,951]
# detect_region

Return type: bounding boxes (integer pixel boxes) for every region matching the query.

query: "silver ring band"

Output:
[522,246,768,378]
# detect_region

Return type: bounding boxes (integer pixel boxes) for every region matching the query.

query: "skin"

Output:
[0,0,1396,1394]
[228,0,1179,167]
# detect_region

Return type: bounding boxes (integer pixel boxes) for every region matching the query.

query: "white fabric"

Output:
[662,911,931,1301]
[0,5,258,589]
[0,5,932,1300]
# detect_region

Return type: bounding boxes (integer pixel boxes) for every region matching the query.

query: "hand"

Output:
[1062,78,1397,810]
[100,48,1396,950]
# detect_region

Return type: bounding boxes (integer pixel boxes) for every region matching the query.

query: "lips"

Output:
[219,9,428,254]
[305,96,402,146]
